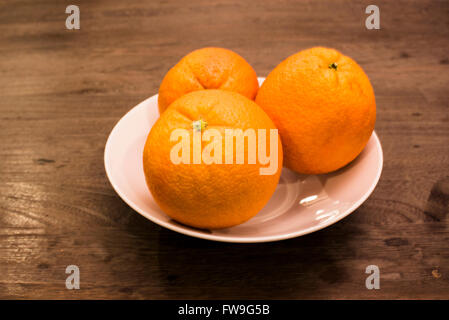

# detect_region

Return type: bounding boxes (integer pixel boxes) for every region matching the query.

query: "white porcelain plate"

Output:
[104,78,383,243]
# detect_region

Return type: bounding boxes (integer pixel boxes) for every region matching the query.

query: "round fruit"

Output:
[255,47,376,174]
[144,89,283,229]
[158,47,259,114]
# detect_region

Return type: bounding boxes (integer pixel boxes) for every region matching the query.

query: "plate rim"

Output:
[104,94,383,243]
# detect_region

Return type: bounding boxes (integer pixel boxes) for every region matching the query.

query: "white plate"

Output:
[104,78,383,243]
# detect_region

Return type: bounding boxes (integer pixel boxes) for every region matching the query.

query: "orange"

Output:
[158,47,259,114]
[143,90,282,229]
[256,47,376,174]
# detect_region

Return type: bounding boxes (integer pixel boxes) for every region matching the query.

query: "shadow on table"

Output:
[154,217,360,299]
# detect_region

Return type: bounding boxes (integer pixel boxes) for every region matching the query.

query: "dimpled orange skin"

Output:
[158,47,259,114]
[255,47,376,174]
[144,90,283,229]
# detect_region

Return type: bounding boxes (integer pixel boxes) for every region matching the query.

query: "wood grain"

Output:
[0,0,448,299]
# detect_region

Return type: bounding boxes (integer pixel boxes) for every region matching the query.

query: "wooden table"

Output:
[1,0,448,299]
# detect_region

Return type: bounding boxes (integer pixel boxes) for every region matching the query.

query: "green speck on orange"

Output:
[192,119,208,132]
[328,62,338,70]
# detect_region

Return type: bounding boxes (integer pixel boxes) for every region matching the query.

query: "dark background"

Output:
[0,0,448,299]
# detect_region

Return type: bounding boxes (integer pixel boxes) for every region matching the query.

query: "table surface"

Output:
[1,0,448,299]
